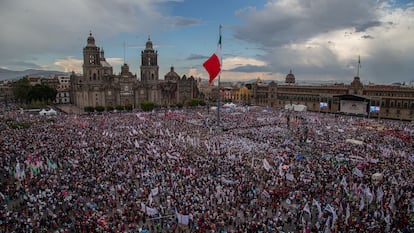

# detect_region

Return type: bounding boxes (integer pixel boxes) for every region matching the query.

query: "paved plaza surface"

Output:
[1,105,414,232]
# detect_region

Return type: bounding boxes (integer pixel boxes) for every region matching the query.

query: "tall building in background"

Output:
[70,33,200,109]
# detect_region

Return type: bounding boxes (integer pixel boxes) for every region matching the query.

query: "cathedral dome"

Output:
[165,66,180,81]
[285,70,295,84]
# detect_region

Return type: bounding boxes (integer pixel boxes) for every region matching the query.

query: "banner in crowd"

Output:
[141,202,158,216]
[175,211,190,225]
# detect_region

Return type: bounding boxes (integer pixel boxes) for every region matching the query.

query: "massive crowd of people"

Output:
[1,104,413,232]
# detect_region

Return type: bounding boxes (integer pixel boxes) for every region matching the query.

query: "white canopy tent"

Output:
[39,109,57,116]
[223,103,236,108]
[345,139,364,145]
[285,104,307,112]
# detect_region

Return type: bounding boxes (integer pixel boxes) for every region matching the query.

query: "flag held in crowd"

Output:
[353,167,364,177]
[263,158,272,171]
[262,189,270,199]
[345,203,351,225]
[303,203,311,215]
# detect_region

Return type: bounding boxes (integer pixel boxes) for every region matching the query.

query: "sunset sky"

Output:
[1,0,413,84]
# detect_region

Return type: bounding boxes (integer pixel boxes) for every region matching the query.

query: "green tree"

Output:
[141,101,155,111]
[115,105,124,111]
[12,76,31,104]
[29,99,44,109]
[125,104,133,111]
[199,100,206,106]
[84,106,94,112]
[189,99,200,107]
[95,105,105,112]
[27,84,57,103]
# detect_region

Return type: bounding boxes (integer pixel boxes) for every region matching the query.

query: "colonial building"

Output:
[251,71,414,121]
[55,76,71,104]
[0,81,13,109]
[70,33,200,109]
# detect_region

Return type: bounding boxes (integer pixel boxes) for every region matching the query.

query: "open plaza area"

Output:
[1,105,413,232]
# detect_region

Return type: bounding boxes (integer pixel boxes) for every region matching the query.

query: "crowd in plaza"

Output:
[0,103,413,233]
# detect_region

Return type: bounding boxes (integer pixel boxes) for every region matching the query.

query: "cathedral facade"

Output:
[70,33,200,109]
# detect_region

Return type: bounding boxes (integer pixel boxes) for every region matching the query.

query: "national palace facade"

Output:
[70,33,201,109]
[249,72,414,121]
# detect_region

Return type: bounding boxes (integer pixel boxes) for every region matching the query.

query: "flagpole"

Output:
[357,55,361,77]
[217,25,222,132]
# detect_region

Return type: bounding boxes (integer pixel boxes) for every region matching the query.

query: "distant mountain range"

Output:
[0,68,69,81]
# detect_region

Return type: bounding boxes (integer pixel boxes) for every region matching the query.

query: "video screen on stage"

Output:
[370,106,380,113]
[320,102,328,109]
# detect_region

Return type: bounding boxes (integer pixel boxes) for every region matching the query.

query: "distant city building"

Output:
[70,33,201,109]
[0,81,13,109]
[40,76,60,90]
[28,76,42,86]
[21,75,69,105]
[54,75,71,104]
[56,76,71,90]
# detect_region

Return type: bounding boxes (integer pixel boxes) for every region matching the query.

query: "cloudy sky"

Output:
[0,0,413,84]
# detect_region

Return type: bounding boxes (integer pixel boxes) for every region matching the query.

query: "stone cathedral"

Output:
[70,33,200,109]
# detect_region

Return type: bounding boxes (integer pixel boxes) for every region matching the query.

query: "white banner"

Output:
[263,158,272,171]
[151,187,159,196]
[176,212,190,225]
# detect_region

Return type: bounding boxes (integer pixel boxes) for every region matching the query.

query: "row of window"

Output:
[368,91,414,98]
[277,95,331,102]
[385,101,414,108]
[382,109,414,116]
[58,92,69,97]
[267,95,414,109]
[54,98,69,103]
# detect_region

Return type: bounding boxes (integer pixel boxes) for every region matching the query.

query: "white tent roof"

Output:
[39,109,48,115]
[39,109,57,116]
[346,139,364,145]
[285,104,307,112]
[223,103,236,108]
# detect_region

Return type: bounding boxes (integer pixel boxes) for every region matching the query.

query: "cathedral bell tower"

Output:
[83,32,101,82]
[140,36,159,82]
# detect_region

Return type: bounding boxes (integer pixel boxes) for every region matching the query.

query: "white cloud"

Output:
[188,67,203,78]
[220,71,284,83]
[223,56,267,71]
[54,58,80,73]
[106,58,124,70]
[0,0,169,70]
[233,0,414,83]
[235,0,380,47]
[54,57,83,73]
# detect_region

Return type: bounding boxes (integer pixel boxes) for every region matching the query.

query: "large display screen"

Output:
[370,106,380,113]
